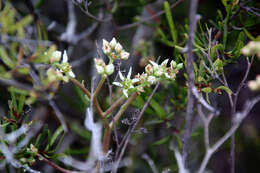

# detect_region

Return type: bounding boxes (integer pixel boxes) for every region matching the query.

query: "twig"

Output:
[197,96,260,173]
[182,0,199,166]
[112,83,160,173]
[48,99,68,132]
[0,77,33,91]
[117,0,184,30]
[37,153,84,173]
[142,153,159,173]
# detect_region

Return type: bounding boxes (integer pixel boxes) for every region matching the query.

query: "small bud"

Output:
[115,43,123,53]
[102,39,111,54]
[145,64,153,74]
[110,38,117,49]
[248,81,258,91]
[120,51,130,60]
[170,60,177,69]
[176,63,183,70]
[105,64,115,75]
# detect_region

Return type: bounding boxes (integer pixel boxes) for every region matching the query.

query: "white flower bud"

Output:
[145,64,153,74]
[120,51,130,60]
[51,51,62,63]
[115,43,123,53]
[170,60,177,69]
[105,64,115,75]
[102,39,111,54]
[248,81,258,91]
[109,38,117,49]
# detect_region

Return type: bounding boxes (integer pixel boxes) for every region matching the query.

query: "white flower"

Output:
[112,67,139,97]
[120,50,130,60]
[115,43,123,53]
[68,70,75,78]
[102,39,111,54]
[145,64,153,74]
[58,50,76,79]
[51,51,62,62]
[109,38,117,49]
[105,64,114,75]
[94,58,105,75]
[147,75,157,84]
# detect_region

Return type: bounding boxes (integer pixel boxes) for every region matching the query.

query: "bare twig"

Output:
[117,0,184,30]
[182,0,199,166]
[197,96,260,173]
[142,153,159,173]
[112,83,160,173]
[48,99,68,132]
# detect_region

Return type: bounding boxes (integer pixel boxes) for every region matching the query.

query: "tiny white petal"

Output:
[118,71,124,81]
[161,59,169,66]
[123,89,128,98]
[127,67,132,79]
[62,50,68,63]
[165,72,170,79]
[113,82,123,87]
[68,70,75,78]
[115,43,123,53]
[132,78,139,83]
[129,85,134,89]
[109,38,117,48]
[149,60,158,67]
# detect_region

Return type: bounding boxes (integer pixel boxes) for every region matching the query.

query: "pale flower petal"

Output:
[161,59,169,66]
[149,60,158,67]
[132,78,139,83]
[127,67,132,79]
[62,50,68,63]
[115,43,123,53]
[113,82,123,87]
[68,70,75,78]
[105,64,115,75]
[119,71,124,81]
[109,38,117,48]
[123,89,128,98]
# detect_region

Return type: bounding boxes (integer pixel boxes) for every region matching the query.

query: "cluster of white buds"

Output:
[94,58,114,77]
[102,38,130,60]
[241,41,260,58]
[248,75,260,91]
[113,59,183,97]
[46,50,75,83]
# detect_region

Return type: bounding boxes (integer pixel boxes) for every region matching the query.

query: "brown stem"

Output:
[103,96,125,117]
[37,153,84,173]
[70,78,104,118]
[109,92,138,129]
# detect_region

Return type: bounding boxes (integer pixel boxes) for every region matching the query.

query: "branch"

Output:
[112,83,160,173]
[182,0,199,165]
[117,0,184,30]
[197,96,260,173]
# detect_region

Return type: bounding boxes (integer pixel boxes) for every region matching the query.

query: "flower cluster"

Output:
[94,38,130,77]
[248,75,260,91]
[102,38,130,60]
[94,58,114,77]
[241,41,260,58]
[46,50,75,83]
[113,59,183,97]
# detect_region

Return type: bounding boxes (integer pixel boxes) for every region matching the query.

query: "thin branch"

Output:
[182,0,199,165]
[48,99,68,132]
[142,153,159,173]
[197,96,260,173]
[0,77,33,91]
[117,0,184,30]
[112,83,160,173]
[103,96,125,117]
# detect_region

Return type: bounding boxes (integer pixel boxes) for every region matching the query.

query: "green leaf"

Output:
[213,58,223,73]
[164,1,177,45]
[152,135,171,146]
[0,46,15,69]
[217,85,232,95]
[150,99,166,119]
[45,126,64,151]
[243,28,256,41]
